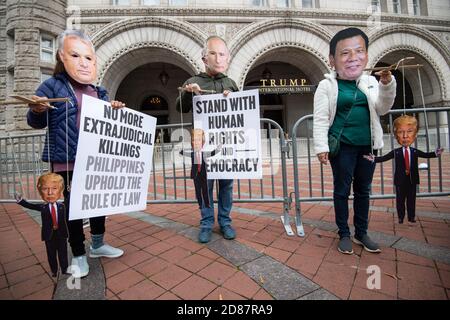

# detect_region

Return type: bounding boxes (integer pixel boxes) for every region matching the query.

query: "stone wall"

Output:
[1,0,67,135]
[0,0,6,131]
[1,1,449,135]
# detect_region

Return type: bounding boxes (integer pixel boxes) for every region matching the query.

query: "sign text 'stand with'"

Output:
[193,89,262,180]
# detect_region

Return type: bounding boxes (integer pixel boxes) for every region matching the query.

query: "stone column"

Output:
[4,0,67,134]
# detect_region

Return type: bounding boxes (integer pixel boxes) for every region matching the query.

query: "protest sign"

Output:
[193,89,262,179]
[69,95,156,220]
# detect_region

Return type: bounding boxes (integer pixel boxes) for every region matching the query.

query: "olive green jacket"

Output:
[176,72,239,113]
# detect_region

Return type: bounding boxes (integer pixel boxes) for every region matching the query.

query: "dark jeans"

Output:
[330,143,375,239]
[202,179,233,230]
[60,171,105,257]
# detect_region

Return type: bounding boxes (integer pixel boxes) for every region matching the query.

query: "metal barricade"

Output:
[146,120,290,212]
[290,106,450,237]
[0,120,292,223]
[4,108,447,238]
[0,133,49,201]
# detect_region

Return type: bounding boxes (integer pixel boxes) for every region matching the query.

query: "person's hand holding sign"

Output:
[110,100,126,109]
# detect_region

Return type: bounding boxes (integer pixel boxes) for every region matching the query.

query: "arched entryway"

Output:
[368,25,450,105]
[371,48,447,131]
[243,47,328,137]
[90,16,206,126]
[114,61,192,141]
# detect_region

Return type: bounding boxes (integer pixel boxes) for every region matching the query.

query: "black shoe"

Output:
[198,228,212,243]
[220,225,236,240]
[408,218,416,223]
[353,234,381,253]
[337,236,353,254]
[398,219,404,224]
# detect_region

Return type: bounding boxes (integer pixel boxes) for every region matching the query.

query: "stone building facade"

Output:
[0,0,449,136]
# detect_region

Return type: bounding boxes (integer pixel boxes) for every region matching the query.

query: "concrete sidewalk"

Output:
[0,197,449,300]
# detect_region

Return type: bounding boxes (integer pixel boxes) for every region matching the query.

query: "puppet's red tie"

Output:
[405,148,410,175]
[51,204,58,229]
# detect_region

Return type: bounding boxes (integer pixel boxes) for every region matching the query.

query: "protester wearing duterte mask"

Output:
[313,27,396,255]
[27,30,125,278]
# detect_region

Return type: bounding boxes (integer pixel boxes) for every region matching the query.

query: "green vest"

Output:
[329,79,371,146]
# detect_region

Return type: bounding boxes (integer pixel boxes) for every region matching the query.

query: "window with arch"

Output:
[302,0,314,8]
[112,0,130,5]
[142,0,160,5]
[371,0,380,13]
[277,0,291,8]
[40,34,55,63]
[169,0,188,5]
[393,0,401,13]
[251,0,268,7]
[412,0,421,15]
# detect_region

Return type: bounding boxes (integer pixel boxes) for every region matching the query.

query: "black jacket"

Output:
[374,147,437,185]
[180,147,221,179]
[27,72,109,163]
[17,200,69,241]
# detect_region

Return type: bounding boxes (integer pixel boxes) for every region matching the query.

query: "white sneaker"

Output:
[89,244,124,258]
[68,255,89,278]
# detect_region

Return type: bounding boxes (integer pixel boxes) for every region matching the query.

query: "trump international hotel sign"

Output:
[257,78,316,94]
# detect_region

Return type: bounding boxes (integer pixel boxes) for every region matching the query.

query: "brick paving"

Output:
[1,194,449,300]
[0,154,449,300]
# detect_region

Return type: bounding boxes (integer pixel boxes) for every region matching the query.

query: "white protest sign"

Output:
[193,89,262,180]
[69,94,156,220]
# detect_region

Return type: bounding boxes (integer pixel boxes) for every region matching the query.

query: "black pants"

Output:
[60,171,105,257]
[396,180,417,221]
[194,174,210,208]
[45,232,68,275]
